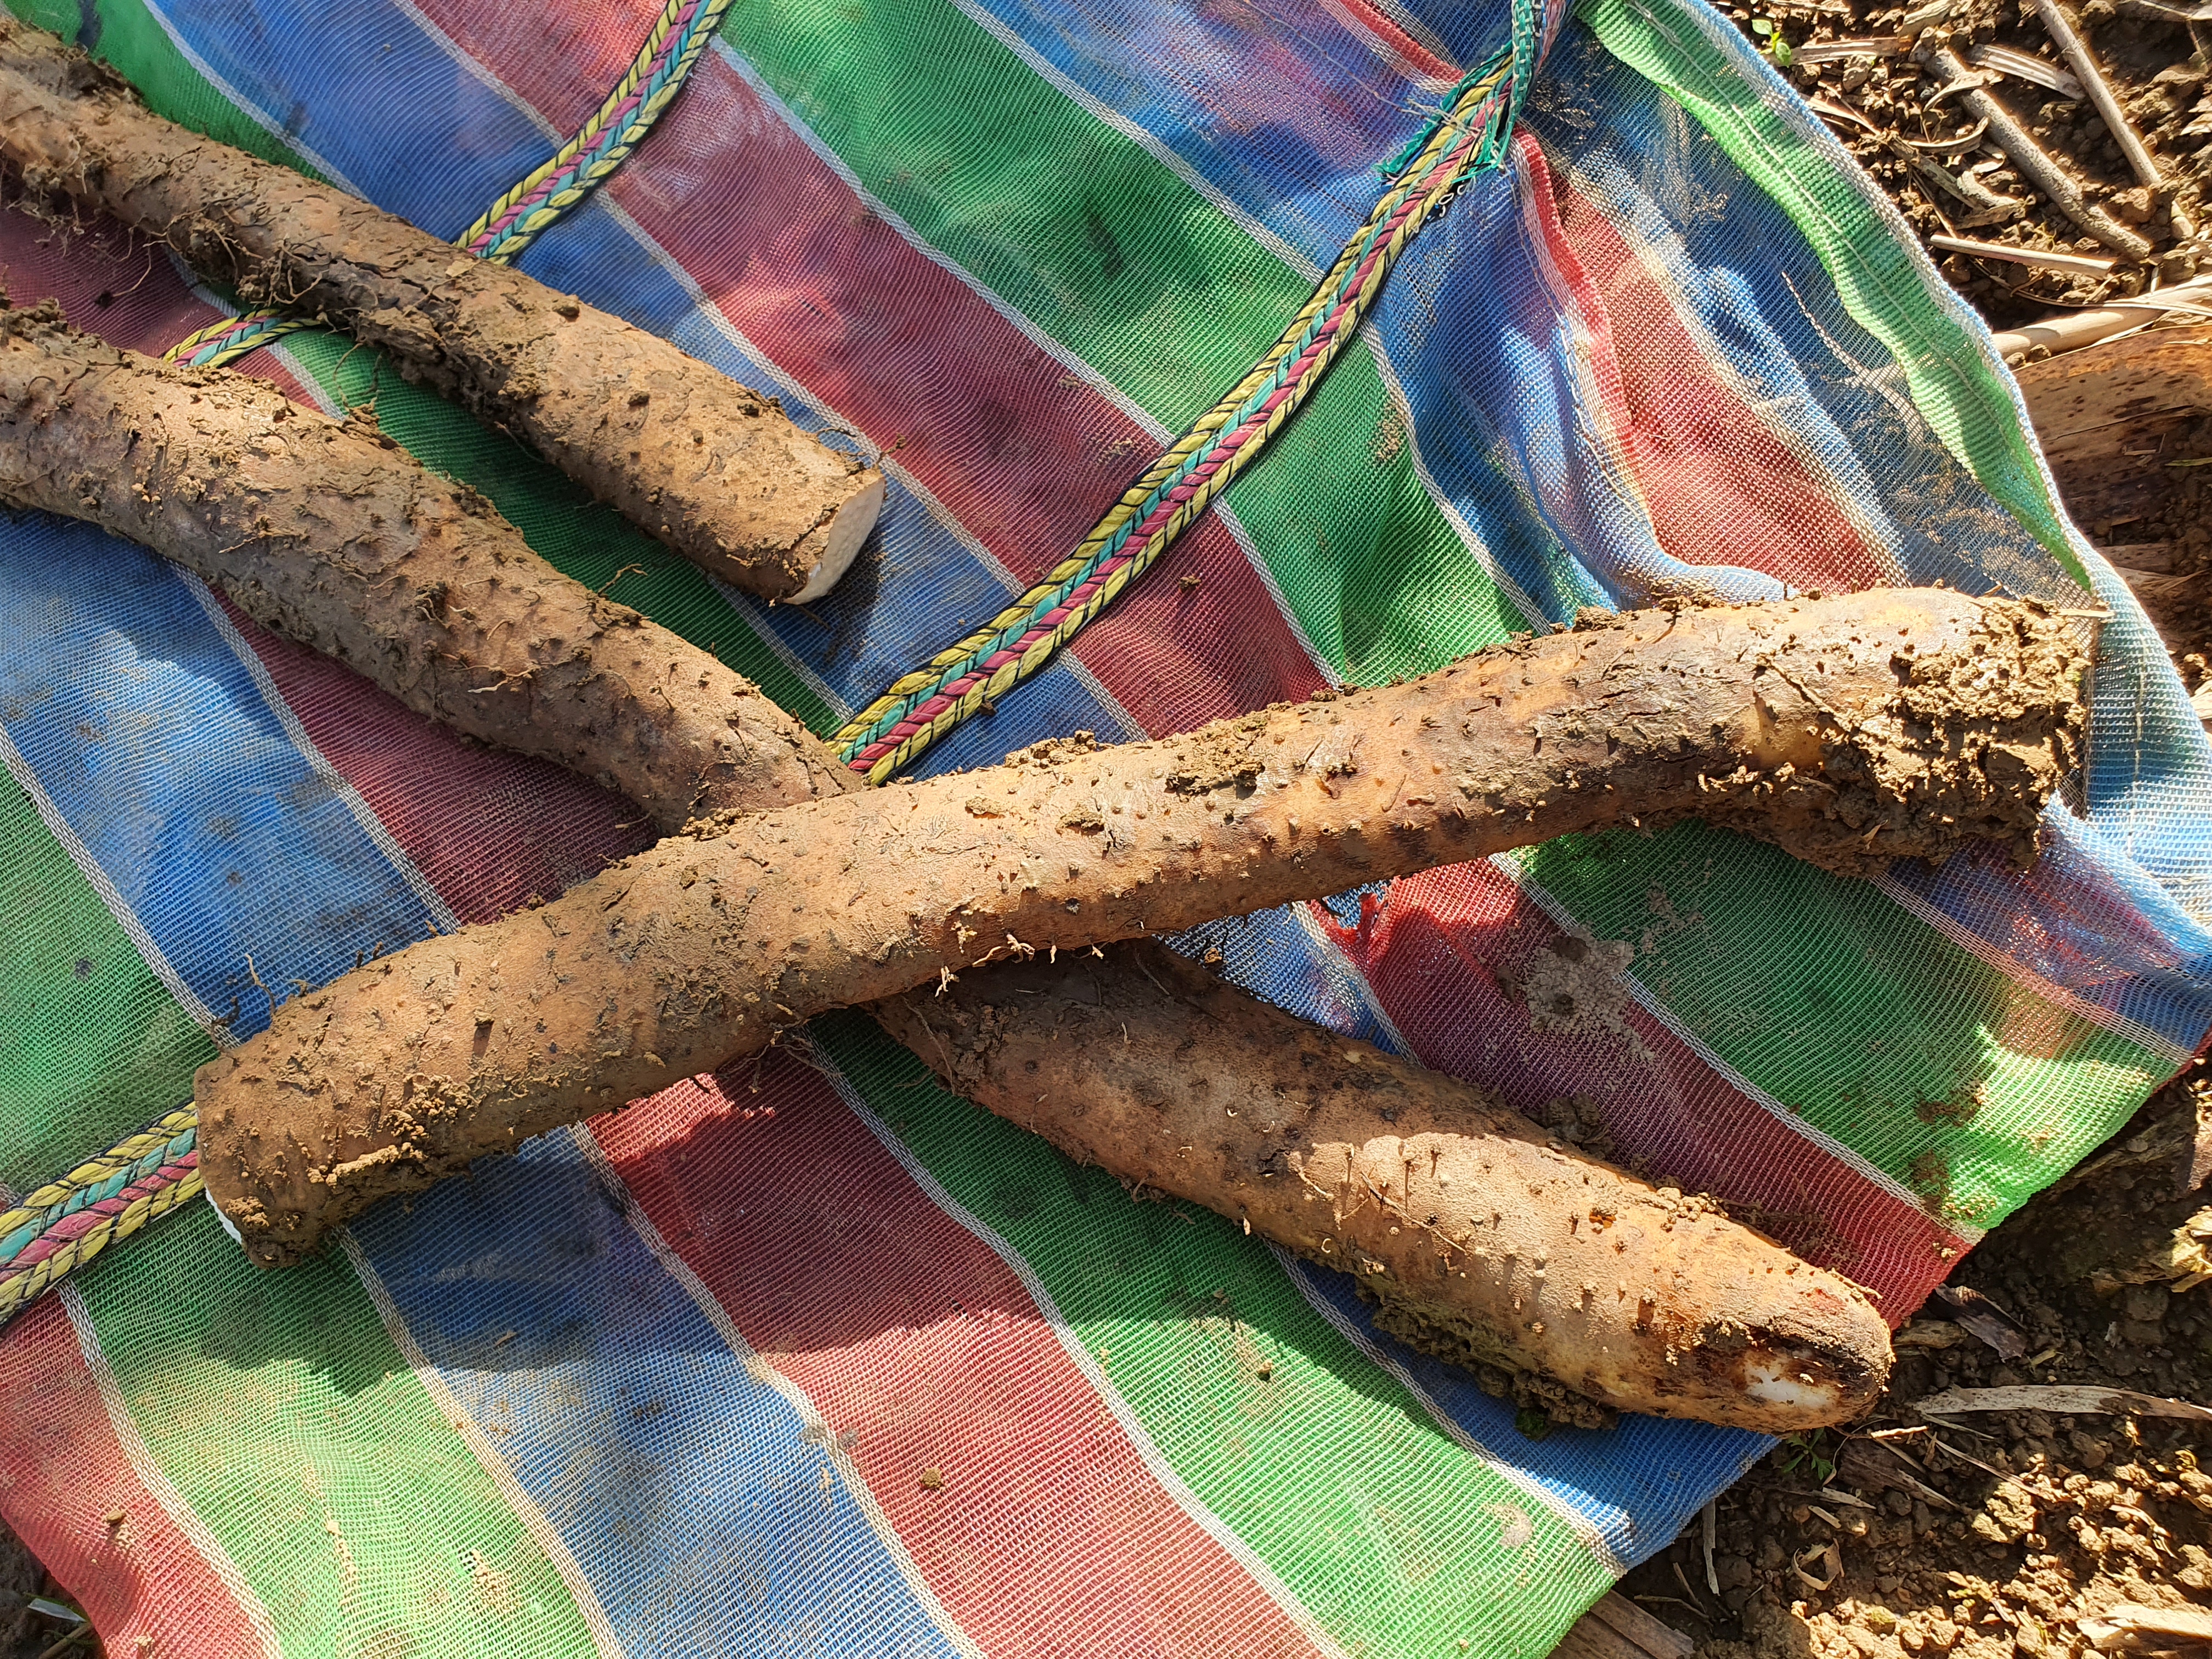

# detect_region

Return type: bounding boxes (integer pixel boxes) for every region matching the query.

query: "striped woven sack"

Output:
[0,1,2204,1657]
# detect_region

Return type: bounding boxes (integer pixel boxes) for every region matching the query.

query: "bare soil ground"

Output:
[1748,0,2211,322]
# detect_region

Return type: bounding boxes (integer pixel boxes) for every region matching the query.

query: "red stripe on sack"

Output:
[1314,865,1968,1319]
[1519,145,1893,595]
[408,0,657,132]
[0,1299,267,1659]
[592,1059,1325,1659]
[400,5,1329,730]
[1319,0,1459,82]
[1511,136,1646,490]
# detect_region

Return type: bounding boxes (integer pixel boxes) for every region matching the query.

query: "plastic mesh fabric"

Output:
[0,0,2207,1654]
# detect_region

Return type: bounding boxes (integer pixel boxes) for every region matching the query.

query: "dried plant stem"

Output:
[2032,0,2164,189]
[1917,41,2154,261]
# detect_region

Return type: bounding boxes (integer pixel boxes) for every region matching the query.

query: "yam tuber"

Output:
[198,587,2086,1276]
[0,16,883,602]
[879,941,1894,1432]
[0,299,849,828]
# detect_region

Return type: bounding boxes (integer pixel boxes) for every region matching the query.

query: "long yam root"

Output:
[199,588,2087,1275]
[880,941,1894,1432]
[0,299,850,829]
[0,16,883,602]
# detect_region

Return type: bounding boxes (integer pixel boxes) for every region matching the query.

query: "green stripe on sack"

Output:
[715,0,1532,682]
[0,758,601,1652]
[1576,0,2089,586]
[0,781,216,1192]
[3,0,330,179]
[815,1009,1616,1659]
[274,331,839,735]
[76,1203,600,1659]
[1516,825,2169,1228]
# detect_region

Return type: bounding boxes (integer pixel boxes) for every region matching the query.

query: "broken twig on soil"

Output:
[2030,0,2164,189]
[2079,1603,2212,1652]
[1964,40,2085,99]
[1915,42,2155,261]
[1929,234,2119,276]
[1989,274,2212,357]
[1931,1283,2029,1358]
[1917,1383,2212,1421]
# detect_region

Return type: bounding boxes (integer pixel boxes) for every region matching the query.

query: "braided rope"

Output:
[0,1105,197,1260]
[161,0,733,371]
[161,309,315,369]
[833,38,1528,784]
[0,1108,202,1326]
[456,0,732,262]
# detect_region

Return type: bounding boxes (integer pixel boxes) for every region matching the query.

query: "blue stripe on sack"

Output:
[151,0,550,240]
[1384,0,1541,66]
[143,0,1141,777]
[345,1135,966,1659]
[1173,899,1404,1052]
[1377,147,1784,611]
[1285,1260,1765,1567]
[0,520,442,1037]
[1519,28,2047,598]
[950,0,1428,261]
[1884,806,2212,1056]
[2065,567,2212,918]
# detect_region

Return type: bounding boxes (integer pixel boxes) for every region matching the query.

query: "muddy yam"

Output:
[0,300,849,827]
[882,940,1896,1433]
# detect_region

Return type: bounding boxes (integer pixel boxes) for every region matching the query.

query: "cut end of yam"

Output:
[787,468,886,604]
